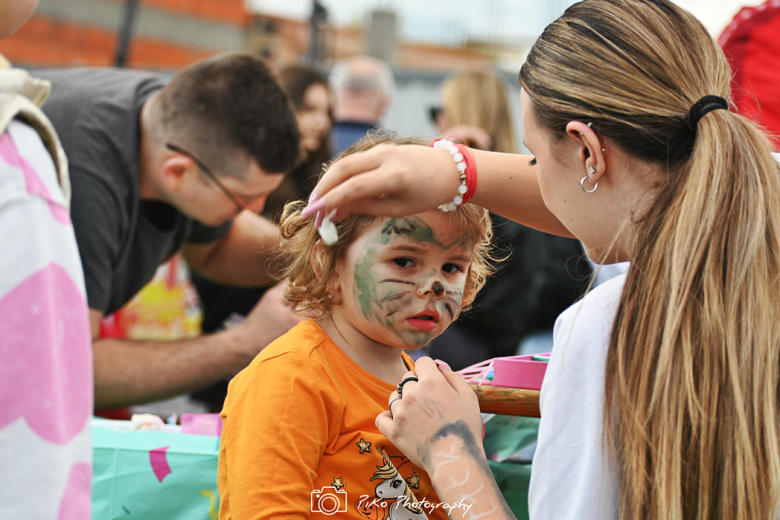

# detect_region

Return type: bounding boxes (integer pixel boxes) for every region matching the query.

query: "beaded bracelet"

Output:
[431,138,474,212]
[460,145,477,203]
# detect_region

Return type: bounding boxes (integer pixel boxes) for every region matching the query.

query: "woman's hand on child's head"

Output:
[376,357,484,475]
[302,144,463,223]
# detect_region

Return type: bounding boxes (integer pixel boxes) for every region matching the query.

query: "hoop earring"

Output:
[580,175,598,193]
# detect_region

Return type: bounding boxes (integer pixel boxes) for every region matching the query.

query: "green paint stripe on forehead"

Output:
[379,216,473,250]
[380,218,438,245]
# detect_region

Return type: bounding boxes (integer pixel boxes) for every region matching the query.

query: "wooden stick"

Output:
[471,384,540,418]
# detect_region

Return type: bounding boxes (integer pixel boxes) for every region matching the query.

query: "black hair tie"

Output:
[687,95,729,128]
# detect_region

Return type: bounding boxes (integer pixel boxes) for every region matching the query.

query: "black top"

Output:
[38,68,231,315]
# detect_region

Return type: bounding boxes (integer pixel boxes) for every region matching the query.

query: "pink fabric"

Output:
[0,131,70,224]
[57,463,92,520]
[0,263,92,444]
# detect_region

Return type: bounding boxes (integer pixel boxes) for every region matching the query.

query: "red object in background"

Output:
[94,315,131,420]
[98,313,126,339]
[93,255,200,421]
[93,407,131,421]
[720,0,780,147]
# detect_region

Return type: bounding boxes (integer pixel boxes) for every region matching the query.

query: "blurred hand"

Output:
[302,144,462,224]
[234,281,302,364]
[375,357,484,473]
[440,125,492,151]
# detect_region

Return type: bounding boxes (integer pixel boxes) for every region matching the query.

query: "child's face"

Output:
[331,210,475,349]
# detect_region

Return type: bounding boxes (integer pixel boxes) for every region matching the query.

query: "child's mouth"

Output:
[407,310,440,332]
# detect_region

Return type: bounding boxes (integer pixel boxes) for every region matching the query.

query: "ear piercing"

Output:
[587,122,607,152]
[582,164,598,193]
[580,176,598,193]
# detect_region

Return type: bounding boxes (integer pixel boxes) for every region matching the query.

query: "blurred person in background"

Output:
[264,65,333,217]
[329,54,395,154]
[36,54,303,411]
[428,70,590,369]
[191,64,333,412]
[0,0,92,517]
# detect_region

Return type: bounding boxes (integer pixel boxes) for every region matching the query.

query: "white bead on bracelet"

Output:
[432,139,468,212]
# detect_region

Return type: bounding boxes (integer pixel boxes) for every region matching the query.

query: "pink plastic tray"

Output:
[492,353,550,390]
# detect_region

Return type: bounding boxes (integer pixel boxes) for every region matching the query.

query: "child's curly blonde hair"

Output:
[279,132,495,318]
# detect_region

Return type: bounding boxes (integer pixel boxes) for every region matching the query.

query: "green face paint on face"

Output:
[348,215,472,348]
[379,218,437,246]
[378,217,475,250]
[354,244,380,320]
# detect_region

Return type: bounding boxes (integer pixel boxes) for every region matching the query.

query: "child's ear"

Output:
[327,271,342,299]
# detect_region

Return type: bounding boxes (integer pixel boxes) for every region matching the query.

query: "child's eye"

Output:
[442,263,463,274]
[529,157,537,166]
[393,258,415,269]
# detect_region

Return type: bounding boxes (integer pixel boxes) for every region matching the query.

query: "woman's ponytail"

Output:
[607,105,780,520]
[519,1,780,518]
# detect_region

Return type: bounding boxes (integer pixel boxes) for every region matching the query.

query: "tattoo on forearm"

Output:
[459,480,484,502]
[441,462,470,492]
[431,421,485,464]
[430,441,459,472]
[424,421,515,519]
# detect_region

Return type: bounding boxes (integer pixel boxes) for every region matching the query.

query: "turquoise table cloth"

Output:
[91,415,536,519]
[92,421,220,520]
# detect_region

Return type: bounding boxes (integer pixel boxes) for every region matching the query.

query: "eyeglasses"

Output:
[166,143,248,212]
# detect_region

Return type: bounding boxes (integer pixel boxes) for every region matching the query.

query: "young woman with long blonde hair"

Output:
[435,70,518,154]
[301,0,780,518]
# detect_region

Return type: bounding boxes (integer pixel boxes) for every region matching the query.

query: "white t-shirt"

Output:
[0,120,93,519]
[529,153,780,519]
[529,273,626,520]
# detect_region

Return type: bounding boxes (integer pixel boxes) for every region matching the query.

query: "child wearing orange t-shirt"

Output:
[218,134,494,520]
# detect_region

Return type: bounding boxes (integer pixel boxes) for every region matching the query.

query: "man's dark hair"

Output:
[156,53,301,178]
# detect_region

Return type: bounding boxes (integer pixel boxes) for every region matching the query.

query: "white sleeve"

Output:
[528,275,625,520]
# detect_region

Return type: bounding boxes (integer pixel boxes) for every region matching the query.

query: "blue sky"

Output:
[248,0,754,44]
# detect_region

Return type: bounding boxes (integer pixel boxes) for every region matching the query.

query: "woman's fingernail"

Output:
[315,209,325,227]
[308,191,318,204]
[302,198,325,217]
[434,359,452,371]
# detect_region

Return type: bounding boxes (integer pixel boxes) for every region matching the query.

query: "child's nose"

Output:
[417,277,445,298]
